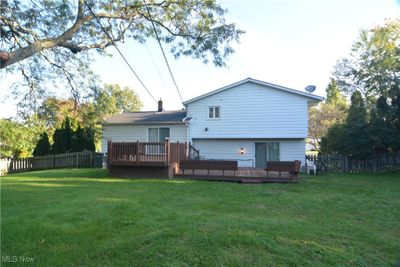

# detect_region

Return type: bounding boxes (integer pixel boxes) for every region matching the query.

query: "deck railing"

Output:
[107,140,191,166]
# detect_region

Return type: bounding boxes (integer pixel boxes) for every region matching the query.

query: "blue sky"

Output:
[1,0,399,116]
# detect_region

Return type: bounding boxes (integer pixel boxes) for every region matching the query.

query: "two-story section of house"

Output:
[101,78,323,167]
[183,78,323,167]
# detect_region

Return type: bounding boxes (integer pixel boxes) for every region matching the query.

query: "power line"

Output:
[144,43,169,91]
[143,0,184,103]
[82,0,157,103]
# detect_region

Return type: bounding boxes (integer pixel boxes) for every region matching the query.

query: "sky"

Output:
[1,0,399,117]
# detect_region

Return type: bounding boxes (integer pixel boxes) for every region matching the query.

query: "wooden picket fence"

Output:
[0,151,103,176]
[306,152,400,173]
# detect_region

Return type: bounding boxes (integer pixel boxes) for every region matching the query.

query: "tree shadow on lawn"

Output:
[4,168,109,179]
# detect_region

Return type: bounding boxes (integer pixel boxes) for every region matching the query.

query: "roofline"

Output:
[102,122,186,126]
[182,77,324,105]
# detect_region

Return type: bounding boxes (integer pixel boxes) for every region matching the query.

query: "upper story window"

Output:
[208,106,220,119]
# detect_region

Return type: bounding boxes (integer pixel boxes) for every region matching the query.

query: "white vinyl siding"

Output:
[101,124,187,153]
[193,139,305,167]
[187,82,309,139]
[279,139,306,163]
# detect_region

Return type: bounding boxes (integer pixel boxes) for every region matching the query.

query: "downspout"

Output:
[182,116,192,157]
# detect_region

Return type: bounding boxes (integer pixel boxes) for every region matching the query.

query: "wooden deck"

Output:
[174,167,300,183]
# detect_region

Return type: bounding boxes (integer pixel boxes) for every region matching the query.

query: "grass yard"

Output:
[1,169,400,266]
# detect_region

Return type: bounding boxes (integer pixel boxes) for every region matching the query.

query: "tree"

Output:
[369,96,393,154]
[391,93,400,151]
[72,125,85,152]
[0,119,44,158]
[321,91,372,159]
[345,91,371,159]
[52,117,75,153]
[333,19,400,103]
[320,123,347,155]
[33,84,142,150]
[33,132,52,156]
[93,84,143,119]
[52,128,64,154]
[82,127,96,152]
[62,117,74,152]
[1,0,243,110]
[325,78,347,107]
[37,98,78,129]
[308,79,348,151]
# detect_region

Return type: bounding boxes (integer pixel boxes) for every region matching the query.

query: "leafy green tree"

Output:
[369,97,392,154]
[0,119,43,158]
[83,127,96,152]
[333,19,400,103]
[325,78,348,107]
[52,128,63,154]
[321,91,372,159]
[1,0,243,112]
[308,79,348,151]
[37,98,78,129]
[391,93,400,151]
[93,84,143,119]
[33,132,52,156]
[72,125,85,152]
[62,117,74,152]
[345,91,371,158]
[52,117,75,154]
[33,84,142,151]
[320,124,347,155]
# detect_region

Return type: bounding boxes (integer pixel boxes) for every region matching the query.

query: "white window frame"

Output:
[207,106,221,119]
[147,127,170,155]
[147,127,170,142]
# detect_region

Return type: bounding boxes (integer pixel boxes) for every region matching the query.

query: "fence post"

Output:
[344,156,348,173]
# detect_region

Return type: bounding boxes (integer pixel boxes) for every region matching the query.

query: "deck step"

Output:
[240,179,262,184]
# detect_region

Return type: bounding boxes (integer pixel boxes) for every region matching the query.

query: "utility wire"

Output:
[143,0,184,103]
[83,0,157,103]
[144,43,169,91]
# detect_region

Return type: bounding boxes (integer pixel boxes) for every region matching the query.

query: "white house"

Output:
[101,78,323,167]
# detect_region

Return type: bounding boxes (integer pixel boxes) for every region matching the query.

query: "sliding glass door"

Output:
[255,142,280,168]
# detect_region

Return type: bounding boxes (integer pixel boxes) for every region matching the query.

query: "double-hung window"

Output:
[208,106,220,119]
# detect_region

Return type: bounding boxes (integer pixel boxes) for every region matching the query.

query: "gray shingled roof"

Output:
[103,110,187,125]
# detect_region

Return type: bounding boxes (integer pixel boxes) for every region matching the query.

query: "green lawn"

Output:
[1,169,399,266]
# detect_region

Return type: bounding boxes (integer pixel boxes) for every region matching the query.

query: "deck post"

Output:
[176,141,179,163]
[108,140,112,165]
[136,140,139,164]
[166,140,170,165]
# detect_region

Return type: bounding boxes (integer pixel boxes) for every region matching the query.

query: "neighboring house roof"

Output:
[103,110,187,125]
[182,77,324,105]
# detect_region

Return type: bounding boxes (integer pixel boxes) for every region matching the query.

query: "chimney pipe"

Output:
[158,98,163,112]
